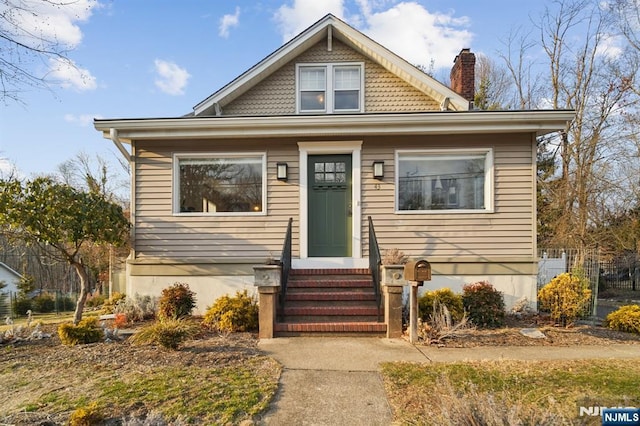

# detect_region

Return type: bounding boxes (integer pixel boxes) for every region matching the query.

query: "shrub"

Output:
[382,248,408,265]
[102,292,126,314]
[202,290,258,332]
[68,401,103,426]
[462,281,505,328]
[604,305,640,335]
[113,293,158,322]
[114,312,128,328]
[419,300,472,344]
[85,293,107,308]
[130,318,200,350]
[419,288,464,322]
[32,293,55,313]
[12,296,32,316]
[158,282,196,320]
[57,294,76,312]
[538,272,592,326]
[58,317,104,345]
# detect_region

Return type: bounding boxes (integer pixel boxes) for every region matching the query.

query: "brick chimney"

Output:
[450,48,475,105]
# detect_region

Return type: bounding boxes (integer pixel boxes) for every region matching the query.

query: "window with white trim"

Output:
[297,63,363,113]
[396,149,493,212]
[175,153,265,215]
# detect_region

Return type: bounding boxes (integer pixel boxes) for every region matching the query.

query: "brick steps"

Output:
[275,321,387,337]
[277,268,385,336]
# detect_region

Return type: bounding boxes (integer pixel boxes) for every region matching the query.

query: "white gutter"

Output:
[95,111,575,141]
[109,128,132,162]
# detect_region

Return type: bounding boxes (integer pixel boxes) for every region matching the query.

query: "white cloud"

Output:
[48,57,98,91]
[64,113,103,127]
[0,0,101,49]
[219,7,241,38]
[275,0,346,41]
[154,59,191,95]
[596,33,624,59]
[273,0,473,71]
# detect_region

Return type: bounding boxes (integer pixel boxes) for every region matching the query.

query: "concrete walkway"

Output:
[256,337,640,425]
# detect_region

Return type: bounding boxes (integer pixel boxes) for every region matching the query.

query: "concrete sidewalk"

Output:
[256,337,640,425]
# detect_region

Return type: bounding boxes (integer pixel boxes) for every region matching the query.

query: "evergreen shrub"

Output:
[462,281,505,328]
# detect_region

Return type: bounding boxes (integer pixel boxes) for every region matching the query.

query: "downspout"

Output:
[109,128,136,259]
[109,128,131,162]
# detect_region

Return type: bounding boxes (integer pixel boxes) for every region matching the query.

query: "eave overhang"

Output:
[95,110,574,143]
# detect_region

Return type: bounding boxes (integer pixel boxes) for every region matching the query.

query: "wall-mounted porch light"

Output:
[373,161,384,180]
[277,162,288,181]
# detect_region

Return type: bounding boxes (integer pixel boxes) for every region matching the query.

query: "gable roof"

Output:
[193,14,470,116]
[0,262,22,280]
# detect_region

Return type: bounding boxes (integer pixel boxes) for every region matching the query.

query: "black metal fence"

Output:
[599,260,639,291]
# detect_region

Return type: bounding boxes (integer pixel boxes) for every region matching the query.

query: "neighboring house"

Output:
[94,14,573,316]
[0,261,21,296]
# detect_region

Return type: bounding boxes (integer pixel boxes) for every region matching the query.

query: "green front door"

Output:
[308,155,352,257]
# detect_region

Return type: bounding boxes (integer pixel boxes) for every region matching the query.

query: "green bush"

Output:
[462,281,505,328]
[12,296,32,316]
[419,288,464,322]
[58,317,104,345]
[202,290,258,332]
[130,318,200,350]
[32,293,55,313]
[57,294,76,312]
[604,305,640,335]
[538,272,591,326]
[158,282,196,320]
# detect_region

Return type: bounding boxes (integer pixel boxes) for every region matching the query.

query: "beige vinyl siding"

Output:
[362,133,536,259]
[134,140,299,260]
[133,132,536,263]
[223,39,439,115]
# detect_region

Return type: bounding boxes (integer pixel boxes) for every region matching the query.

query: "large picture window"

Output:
[396,149,492,212]
[175,153,265,215]
[297,63,363,113]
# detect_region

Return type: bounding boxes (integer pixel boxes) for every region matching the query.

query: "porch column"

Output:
[254,265,281,339]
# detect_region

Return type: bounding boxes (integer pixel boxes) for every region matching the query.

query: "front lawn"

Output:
[382,358,640,425]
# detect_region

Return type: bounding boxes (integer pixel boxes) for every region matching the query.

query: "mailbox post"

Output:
[403,260,431,344]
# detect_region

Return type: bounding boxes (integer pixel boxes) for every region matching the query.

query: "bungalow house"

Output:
[94,14,573,336]
[0,261,21,317]
[0,261,21,296]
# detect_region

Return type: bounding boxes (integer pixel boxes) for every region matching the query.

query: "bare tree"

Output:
[474,54,513,110]
[537,0,639,248]
[497,27,545,109]
[0,0,94,103]
[57,152,130,204]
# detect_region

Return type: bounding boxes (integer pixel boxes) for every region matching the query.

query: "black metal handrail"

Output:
[368,216,382,320]
[280,217,293,308]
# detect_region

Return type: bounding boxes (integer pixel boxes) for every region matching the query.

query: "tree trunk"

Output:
[71,260,89,325]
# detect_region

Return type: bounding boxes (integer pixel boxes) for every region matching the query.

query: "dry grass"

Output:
[382,359,640,425]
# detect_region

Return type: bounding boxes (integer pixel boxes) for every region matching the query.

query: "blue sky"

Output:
[0,0,551,183]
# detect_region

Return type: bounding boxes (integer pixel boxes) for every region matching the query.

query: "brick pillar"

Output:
[450,48,476,104]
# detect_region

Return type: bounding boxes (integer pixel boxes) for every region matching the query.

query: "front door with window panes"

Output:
[308,155,352,257]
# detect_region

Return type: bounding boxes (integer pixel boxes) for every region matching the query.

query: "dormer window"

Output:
[297,63,363,113]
